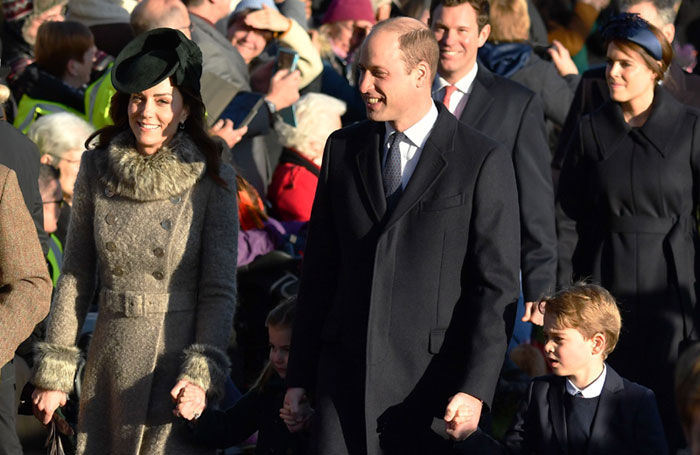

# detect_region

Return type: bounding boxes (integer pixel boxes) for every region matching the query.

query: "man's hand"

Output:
[245,4,291,33]
[280,397,313,432]
[444,392,482,441]
[32,388,67,425]
[521,300,545,325]
[548,40,579,77]
[266,69,301,111]
[209,119,248,148]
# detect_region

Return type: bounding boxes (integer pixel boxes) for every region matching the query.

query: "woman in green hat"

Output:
[31,27,238,454]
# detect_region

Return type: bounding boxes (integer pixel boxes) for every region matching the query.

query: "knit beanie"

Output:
[322,0,375,24]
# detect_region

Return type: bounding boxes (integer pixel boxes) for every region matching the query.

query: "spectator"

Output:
[477,0,579,154]
[28,112,94,245]
[13,21,96,132]
[268,92,345,222]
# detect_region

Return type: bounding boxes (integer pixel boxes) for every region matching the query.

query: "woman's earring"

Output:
[179,122,185,130]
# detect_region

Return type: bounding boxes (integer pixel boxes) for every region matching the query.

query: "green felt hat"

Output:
[112,28,202,96]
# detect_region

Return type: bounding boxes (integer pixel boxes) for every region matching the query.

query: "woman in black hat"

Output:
[557,13,697,451]
[31,28,238,454]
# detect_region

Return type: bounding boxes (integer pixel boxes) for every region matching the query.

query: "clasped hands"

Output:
[170,379,206,421]
[281,387,314,432]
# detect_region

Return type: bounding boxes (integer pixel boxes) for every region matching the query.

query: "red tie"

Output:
[442,85,457,109]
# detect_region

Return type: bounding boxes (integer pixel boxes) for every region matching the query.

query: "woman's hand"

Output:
[244,4,290,33]
[171,380,207,420]
[32,387,67,425]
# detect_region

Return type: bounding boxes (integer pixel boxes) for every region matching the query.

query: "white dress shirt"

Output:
[565,364,607,398]
[382,103,439,190]
[432,63,479,118]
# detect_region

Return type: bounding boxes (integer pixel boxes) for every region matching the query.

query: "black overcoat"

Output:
[286,104,521,455]
[556,87,700,443]
[458,66,556,304]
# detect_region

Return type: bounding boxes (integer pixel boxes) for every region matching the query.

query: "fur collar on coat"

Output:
[95,130,207,201]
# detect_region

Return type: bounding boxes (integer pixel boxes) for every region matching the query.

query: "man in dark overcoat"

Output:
[284,16,521,455]
[429,0,556,325]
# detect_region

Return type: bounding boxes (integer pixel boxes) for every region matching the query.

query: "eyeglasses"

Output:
[43,199,65,208]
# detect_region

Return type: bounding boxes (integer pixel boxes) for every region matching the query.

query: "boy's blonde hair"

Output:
[543,282,622,358]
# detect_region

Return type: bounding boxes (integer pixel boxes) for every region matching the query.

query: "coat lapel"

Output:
[459,66,495,127]
[548,377,569,454]
[384,104,450,229]
[587,366,623,455]
[355,122,387,223]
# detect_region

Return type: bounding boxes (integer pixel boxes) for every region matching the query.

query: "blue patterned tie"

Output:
[383,131,405,202]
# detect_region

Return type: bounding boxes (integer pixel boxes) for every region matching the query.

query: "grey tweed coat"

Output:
[32,131,238,455]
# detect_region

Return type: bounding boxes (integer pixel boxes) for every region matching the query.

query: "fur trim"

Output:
[95,131,206,201]
[178,344,231,402]
[32,342,82,393]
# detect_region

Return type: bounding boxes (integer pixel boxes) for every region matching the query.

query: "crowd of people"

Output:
[0,0,700,453]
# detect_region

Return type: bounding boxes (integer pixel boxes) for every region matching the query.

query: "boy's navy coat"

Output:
[504,366,668,455]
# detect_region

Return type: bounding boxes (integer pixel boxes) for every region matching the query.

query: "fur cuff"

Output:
[178,344,230,402]
[32,342,81,393]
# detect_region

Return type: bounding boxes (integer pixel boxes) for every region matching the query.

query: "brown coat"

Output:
[0,164,51,366]
[32,132,238,454]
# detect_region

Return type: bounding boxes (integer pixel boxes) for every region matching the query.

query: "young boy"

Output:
[504,283,668,455]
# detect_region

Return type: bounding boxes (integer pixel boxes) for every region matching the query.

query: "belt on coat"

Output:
[607,214,696,337]
[100,289,198,318]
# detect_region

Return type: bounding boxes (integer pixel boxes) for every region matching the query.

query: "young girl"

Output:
[177,297,313,454]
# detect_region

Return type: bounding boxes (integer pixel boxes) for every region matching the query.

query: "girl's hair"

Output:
[86,81,226,187]
[253,296,297,392]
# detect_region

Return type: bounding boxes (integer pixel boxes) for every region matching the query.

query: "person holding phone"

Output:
[227,0,322,90]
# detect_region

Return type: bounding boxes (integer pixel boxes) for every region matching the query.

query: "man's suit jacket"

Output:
[552,62,700,174]
[504,366,669,455]
[287,103,521,455]
[456,66,556,305]
[0,165,51,365]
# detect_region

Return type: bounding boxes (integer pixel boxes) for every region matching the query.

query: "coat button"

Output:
[152,271,164,280]
[113,267,124,276]
[105,241,117,252]
[160,219,172,231]
[153,247,164,257]
[105,214,116,225]
[170,195,182,204]
[104,188,115,198]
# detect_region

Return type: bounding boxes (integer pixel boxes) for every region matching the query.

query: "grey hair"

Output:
[27,112,95,159]
[620,0,677,25]
[275,93,346,154]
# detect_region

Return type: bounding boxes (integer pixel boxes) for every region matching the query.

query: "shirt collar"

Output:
[384,102,439,150]
[432,63,479,96]
[566,364,607,398]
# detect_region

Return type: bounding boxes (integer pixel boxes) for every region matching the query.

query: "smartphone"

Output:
[274,48,299,127]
